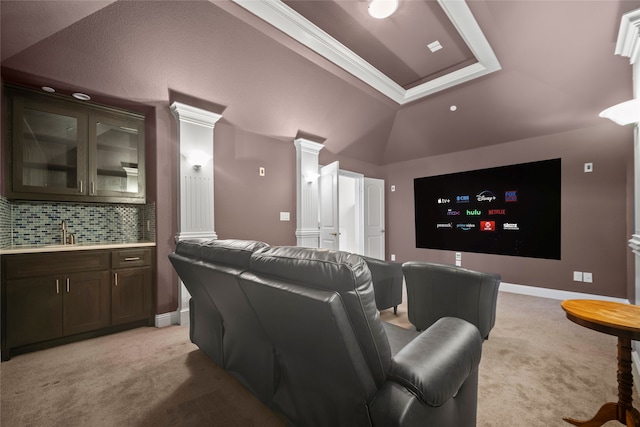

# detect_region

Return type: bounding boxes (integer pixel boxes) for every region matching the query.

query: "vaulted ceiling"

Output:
[1,0,639,165]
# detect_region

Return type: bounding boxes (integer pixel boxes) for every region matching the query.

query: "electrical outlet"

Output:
[573,271,583,282]
[391,185,396,192]
[584,163,593,173]
[583,272,593,283]
[390,254,396,261]
[259,167,265,176]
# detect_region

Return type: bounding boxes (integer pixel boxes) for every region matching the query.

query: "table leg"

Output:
[563,338,639,426]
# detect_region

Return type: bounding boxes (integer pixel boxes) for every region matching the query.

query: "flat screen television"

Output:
[413,158,561,259]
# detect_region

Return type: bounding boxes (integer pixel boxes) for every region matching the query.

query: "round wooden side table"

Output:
[562,299,640,427]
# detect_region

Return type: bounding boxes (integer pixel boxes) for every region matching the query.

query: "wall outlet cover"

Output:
[573,271,583,281]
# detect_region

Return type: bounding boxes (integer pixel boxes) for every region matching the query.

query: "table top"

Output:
[561,299,640,340]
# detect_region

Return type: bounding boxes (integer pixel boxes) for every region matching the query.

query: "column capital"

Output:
[171,101,223,128]
[616,9,640,64]
[294,138,324,154]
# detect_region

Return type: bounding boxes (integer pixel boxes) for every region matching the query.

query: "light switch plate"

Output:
[583,272,593,283]
[573,271,583,281]
[279,212,290,221]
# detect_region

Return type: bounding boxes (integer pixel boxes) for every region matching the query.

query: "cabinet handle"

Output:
[124,257,140,261]
[66,277,70,293]
[56,279,60,294]
[114,272,118,287]
[91,181,95,195]
[79,180,83,193]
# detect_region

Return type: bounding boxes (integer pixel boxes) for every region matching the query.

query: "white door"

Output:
[319,161,339,249]
[364,177,385,259]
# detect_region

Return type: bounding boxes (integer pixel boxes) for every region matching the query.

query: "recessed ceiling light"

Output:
[368,0,398,19]
[428,41,443,53]
[450,105,457,112]
[72,92,91,101]
[42,86,56,93]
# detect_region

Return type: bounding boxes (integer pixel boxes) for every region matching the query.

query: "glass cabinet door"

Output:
[12,97,88,195]
[88,113,145,201]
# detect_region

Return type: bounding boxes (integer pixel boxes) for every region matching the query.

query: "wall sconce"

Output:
[368,0,399,19]
[183,150,213,171]
[599,98,640,126]
[304,172,320,184]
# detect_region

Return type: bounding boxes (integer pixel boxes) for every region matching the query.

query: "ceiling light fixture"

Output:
[42,86,56,93]
[368,0,398,19]
[599,98,640,126]
[72,92,91,101]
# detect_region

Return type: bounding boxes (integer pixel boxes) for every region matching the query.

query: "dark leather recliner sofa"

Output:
[169,239,483,427]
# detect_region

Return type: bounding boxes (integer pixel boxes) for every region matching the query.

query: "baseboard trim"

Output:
[499,282,629,304]
[155,311,180,328]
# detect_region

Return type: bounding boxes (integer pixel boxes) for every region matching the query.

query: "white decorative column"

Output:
[294,138,324,247]
[612,8,640,380]
[170,101,222,325]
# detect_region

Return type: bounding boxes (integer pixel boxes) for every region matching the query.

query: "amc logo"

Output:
[480,221,496,231]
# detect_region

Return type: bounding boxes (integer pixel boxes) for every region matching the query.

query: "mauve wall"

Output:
[384,123,634,299]
[214,123,297,246]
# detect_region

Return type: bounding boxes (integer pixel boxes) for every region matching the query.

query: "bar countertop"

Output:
[0,241,156,255]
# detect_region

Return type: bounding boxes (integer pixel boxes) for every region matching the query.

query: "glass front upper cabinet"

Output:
[6,86,145,204]
[89,113,145,201]
[12,97,88,196]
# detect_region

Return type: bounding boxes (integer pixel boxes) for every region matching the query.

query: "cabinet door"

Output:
[88,112,145,202]
[6,276,63,347]
[11,95,88,196]
[62,271,111,336]
[112,267,151,325]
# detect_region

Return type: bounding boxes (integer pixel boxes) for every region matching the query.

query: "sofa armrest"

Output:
[388,317,482,407]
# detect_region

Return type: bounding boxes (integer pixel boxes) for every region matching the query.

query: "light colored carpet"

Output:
[1,291,632,426]
[382,291,626,426]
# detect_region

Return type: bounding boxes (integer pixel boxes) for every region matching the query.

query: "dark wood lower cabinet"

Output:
[112,267,152,326]
[6,275,64,348]
[63,271,111,335]
[1,247,154,361]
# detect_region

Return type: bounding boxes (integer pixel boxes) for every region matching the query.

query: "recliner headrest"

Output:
[250,246,371,293]
[176,239,270,269]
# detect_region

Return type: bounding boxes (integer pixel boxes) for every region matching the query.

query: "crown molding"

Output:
[231,0,501,105]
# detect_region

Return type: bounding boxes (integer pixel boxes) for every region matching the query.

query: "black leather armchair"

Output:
[402,261,501,339]
[362,256,403,314]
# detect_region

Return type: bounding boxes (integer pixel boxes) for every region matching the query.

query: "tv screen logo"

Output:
[480,221,495,231]
[505,190,518,202]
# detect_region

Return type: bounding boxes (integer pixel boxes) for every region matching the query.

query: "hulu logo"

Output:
[466,209,481,216]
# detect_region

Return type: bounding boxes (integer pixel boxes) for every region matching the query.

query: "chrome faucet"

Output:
[61,220,67,245]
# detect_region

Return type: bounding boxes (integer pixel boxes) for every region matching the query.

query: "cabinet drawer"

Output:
[4,251,110,280]
[111,248,152,269]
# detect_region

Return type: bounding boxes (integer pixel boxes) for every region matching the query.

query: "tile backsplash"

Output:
[0,196,155,247]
